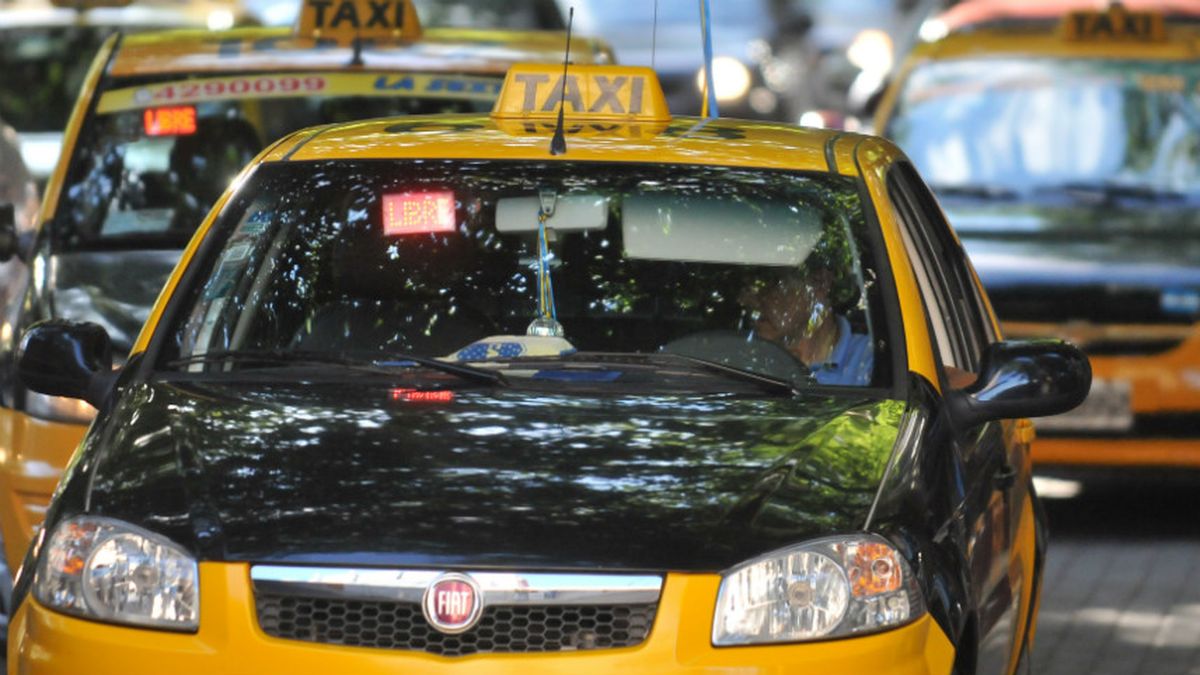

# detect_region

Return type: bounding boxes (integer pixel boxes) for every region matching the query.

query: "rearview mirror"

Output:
[495,193,609,233]
[947,339,1091,429]
[18,320,117,408]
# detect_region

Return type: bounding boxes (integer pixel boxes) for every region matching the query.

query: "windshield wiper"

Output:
[929,183,1020,201]
[370,352,508,387]
[1039,181,1188,204]
[644,353,808,397]
[164,349,506,387]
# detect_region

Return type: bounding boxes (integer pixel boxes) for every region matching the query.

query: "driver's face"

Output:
[740,272,831,343]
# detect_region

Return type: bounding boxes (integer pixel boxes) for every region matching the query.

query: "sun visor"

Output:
[622,194,822,266]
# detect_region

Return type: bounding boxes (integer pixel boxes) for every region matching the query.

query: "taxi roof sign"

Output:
[48,0,133,7]
[297,0,422,44]
[491,64,671,123]
[1061,4,1166,42]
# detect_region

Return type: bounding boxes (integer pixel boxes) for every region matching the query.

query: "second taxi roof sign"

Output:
[298,0,422,43]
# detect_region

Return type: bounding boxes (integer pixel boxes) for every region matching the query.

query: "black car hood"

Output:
[946,203,1200,291]
[48,250,182,356]
[84,379,904,572]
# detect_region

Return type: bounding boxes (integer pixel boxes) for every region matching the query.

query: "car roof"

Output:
[935,0,1200,32]
[912,2,1200,61]
[108,26,610,78]
[260,113,862,175]
[0,2,215,29]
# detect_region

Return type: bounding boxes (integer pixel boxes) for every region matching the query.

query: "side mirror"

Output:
[947,339,1091,429]
[18,320,116,408]
[0,204,16,262]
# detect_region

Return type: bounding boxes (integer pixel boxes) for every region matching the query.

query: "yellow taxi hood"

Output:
[261,114,859,174]
[109,26,612,78]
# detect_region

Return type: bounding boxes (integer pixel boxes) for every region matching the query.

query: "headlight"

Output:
[696,56,752,102]
[25,391,97,425]
[713,535,923,645]
[35,516,199,631]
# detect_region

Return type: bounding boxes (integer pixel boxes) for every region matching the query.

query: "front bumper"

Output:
[1030,331,1200,468]
[0,409,88,570]
[10,563,955,674]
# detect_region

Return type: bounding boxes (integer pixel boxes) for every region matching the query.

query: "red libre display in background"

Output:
[143,106,197,136]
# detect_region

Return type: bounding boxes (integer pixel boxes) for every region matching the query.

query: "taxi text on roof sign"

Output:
[297,0,422,44]
[1061,4,1166,42]
[48,0,132,7]
[491,64,671,123]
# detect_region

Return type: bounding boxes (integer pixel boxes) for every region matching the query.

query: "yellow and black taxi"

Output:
[9,64,1088,673]
[0,0,612,611]
[876,1,1200,469]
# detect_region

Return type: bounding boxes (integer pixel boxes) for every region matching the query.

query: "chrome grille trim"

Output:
[250,566,664,606]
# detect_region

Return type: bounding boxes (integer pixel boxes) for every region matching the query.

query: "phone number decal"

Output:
[140,76,328,104]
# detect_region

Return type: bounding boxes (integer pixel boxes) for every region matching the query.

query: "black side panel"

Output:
[873,374,971,650]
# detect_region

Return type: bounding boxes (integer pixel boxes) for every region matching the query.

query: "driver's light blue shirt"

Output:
[810,315,873,386]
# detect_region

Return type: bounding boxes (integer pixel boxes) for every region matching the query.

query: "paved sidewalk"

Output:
[1032,473,1200,675]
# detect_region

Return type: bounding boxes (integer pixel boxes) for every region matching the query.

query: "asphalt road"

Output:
[1033,470,1200,675]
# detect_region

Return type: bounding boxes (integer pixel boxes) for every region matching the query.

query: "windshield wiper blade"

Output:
[929,183,1020,201]
[371,352,508,387]
[647,353,806,397]
[165,349,368,369]
[165,349,506,387]
[1040,181,1188,203]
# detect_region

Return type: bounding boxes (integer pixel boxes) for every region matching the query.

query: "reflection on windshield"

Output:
[414,0,564,29]
[160,161,885,389]
[0,28,110,131]
[53,74,498,252]
[888,58,1200,198]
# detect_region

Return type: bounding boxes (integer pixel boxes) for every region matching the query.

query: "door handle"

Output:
[994,463,1017,490]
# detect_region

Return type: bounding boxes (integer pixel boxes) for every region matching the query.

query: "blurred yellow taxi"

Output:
[0,0,611,584]
[878,1,1200,469]
[8,61,1090,675]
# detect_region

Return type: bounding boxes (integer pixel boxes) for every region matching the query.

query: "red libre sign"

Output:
[383,191,456,235]
[143,106,197,136]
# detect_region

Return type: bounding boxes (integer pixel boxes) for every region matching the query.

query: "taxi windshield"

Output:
[0,26,111,132]
[887,58,1200,201]
[51,72,500,252]
[159,160,887,390]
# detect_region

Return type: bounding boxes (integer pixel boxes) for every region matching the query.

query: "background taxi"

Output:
[10,63,1089,675]
[0,0,612,625]
[0,0,243,184]
[877,1,1200,470]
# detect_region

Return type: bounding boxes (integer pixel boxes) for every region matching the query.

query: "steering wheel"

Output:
[661,330,814,385]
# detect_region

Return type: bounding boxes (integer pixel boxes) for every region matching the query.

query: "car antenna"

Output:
[652,0,659,70]
[699,0,719,119]
[549,6,574,156]
[350,34,365,66]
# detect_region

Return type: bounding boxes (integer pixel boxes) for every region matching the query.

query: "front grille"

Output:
[255,594,657,656]
[989,286,1193,325]
[1039,413,1200,440]
[1079,338,1183,357]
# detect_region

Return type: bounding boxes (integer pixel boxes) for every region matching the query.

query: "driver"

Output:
[739,266,873,386]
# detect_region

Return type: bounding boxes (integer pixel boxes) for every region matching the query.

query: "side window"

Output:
[887,162,991,374]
